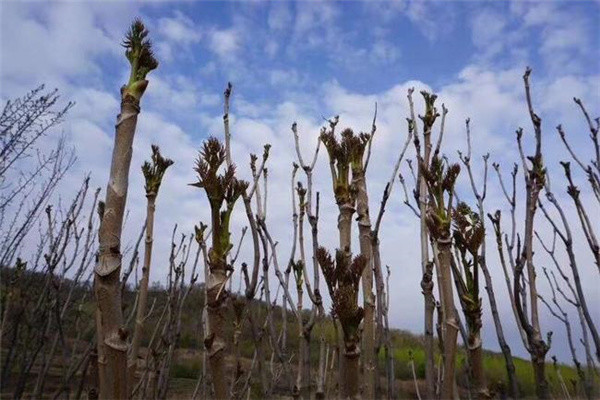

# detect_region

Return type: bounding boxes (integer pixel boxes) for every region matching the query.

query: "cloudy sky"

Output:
[2,0,599,364]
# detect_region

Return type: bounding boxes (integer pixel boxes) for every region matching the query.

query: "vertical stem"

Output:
[437,238,459,400]
[95,97,141,399]
[354,168,375,399]
[129,194,155,387]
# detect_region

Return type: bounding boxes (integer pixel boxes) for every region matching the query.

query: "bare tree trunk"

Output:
[437,238,459,400]
[480,263,518,398]
[128,196,153,382]
[354,167,376,400]
[342,348,361,400]
[408,87,436,400]
[541,182,600,363]
[302,332,312,399]
[516,67,550,399]
[205,269,230,399]
[316,323,327,400]
[416,90,460,399]
[459,120,519,399]
[532,355,549,399]
[94,20,157,400]
[318,248,366,400]
[421,261,436,399]
[468,334,485,399]
[128,146,172,392]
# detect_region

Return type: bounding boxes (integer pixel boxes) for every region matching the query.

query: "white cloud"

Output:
[157,12,201,44]
[470,2,597,74]
[293,2,338,36]
[154,12,202,62]
[405,1,456,42]
[0,3,118,88]
[209,28,240,60]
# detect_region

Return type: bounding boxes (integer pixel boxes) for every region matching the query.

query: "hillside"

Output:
[1,267,582,399]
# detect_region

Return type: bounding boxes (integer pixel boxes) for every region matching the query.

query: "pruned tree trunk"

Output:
[205,268,230,399]
[318,248,367,400]
[342,346,361,400]
[95,20,158,399]
[354,167,376,400]
[417,90,460,400]
[421,261,436,398]
[480,262,518,398]
[408,87,437,400]
[128,194,153,383]
[437,238,459,400]
[128,146,172,391]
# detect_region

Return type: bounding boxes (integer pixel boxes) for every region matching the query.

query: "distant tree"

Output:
[128,145,173,390]
[0,84,75,267]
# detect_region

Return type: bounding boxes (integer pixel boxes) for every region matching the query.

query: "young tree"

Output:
[419,109,462,400]
[128,145,173,388]
[350,120,378,399]
[452,202,488,399]
[291,120,327,399]
[407,88,438,399]
[317,248,366,400]
[94,19,158,399]
[191,138,248,399]
[490,68,552,399]
[513,68,553,400]
[0,85,75,268]
[320,124,376,398]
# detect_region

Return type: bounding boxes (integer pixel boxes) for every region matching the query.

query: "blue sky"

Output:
[2,0,599,364]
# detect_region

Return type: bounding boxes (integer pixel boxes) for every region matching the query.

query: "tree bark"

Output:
[421,261,436,399]
[342,346,361,400]
[437,237,459,400]
[205,269,229,399]
[468,332,486,399]
[532,354,549,399]
[95,94,142,399]
[128,194,155,387]
[354,169,376,400]
[480,263,518,398]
